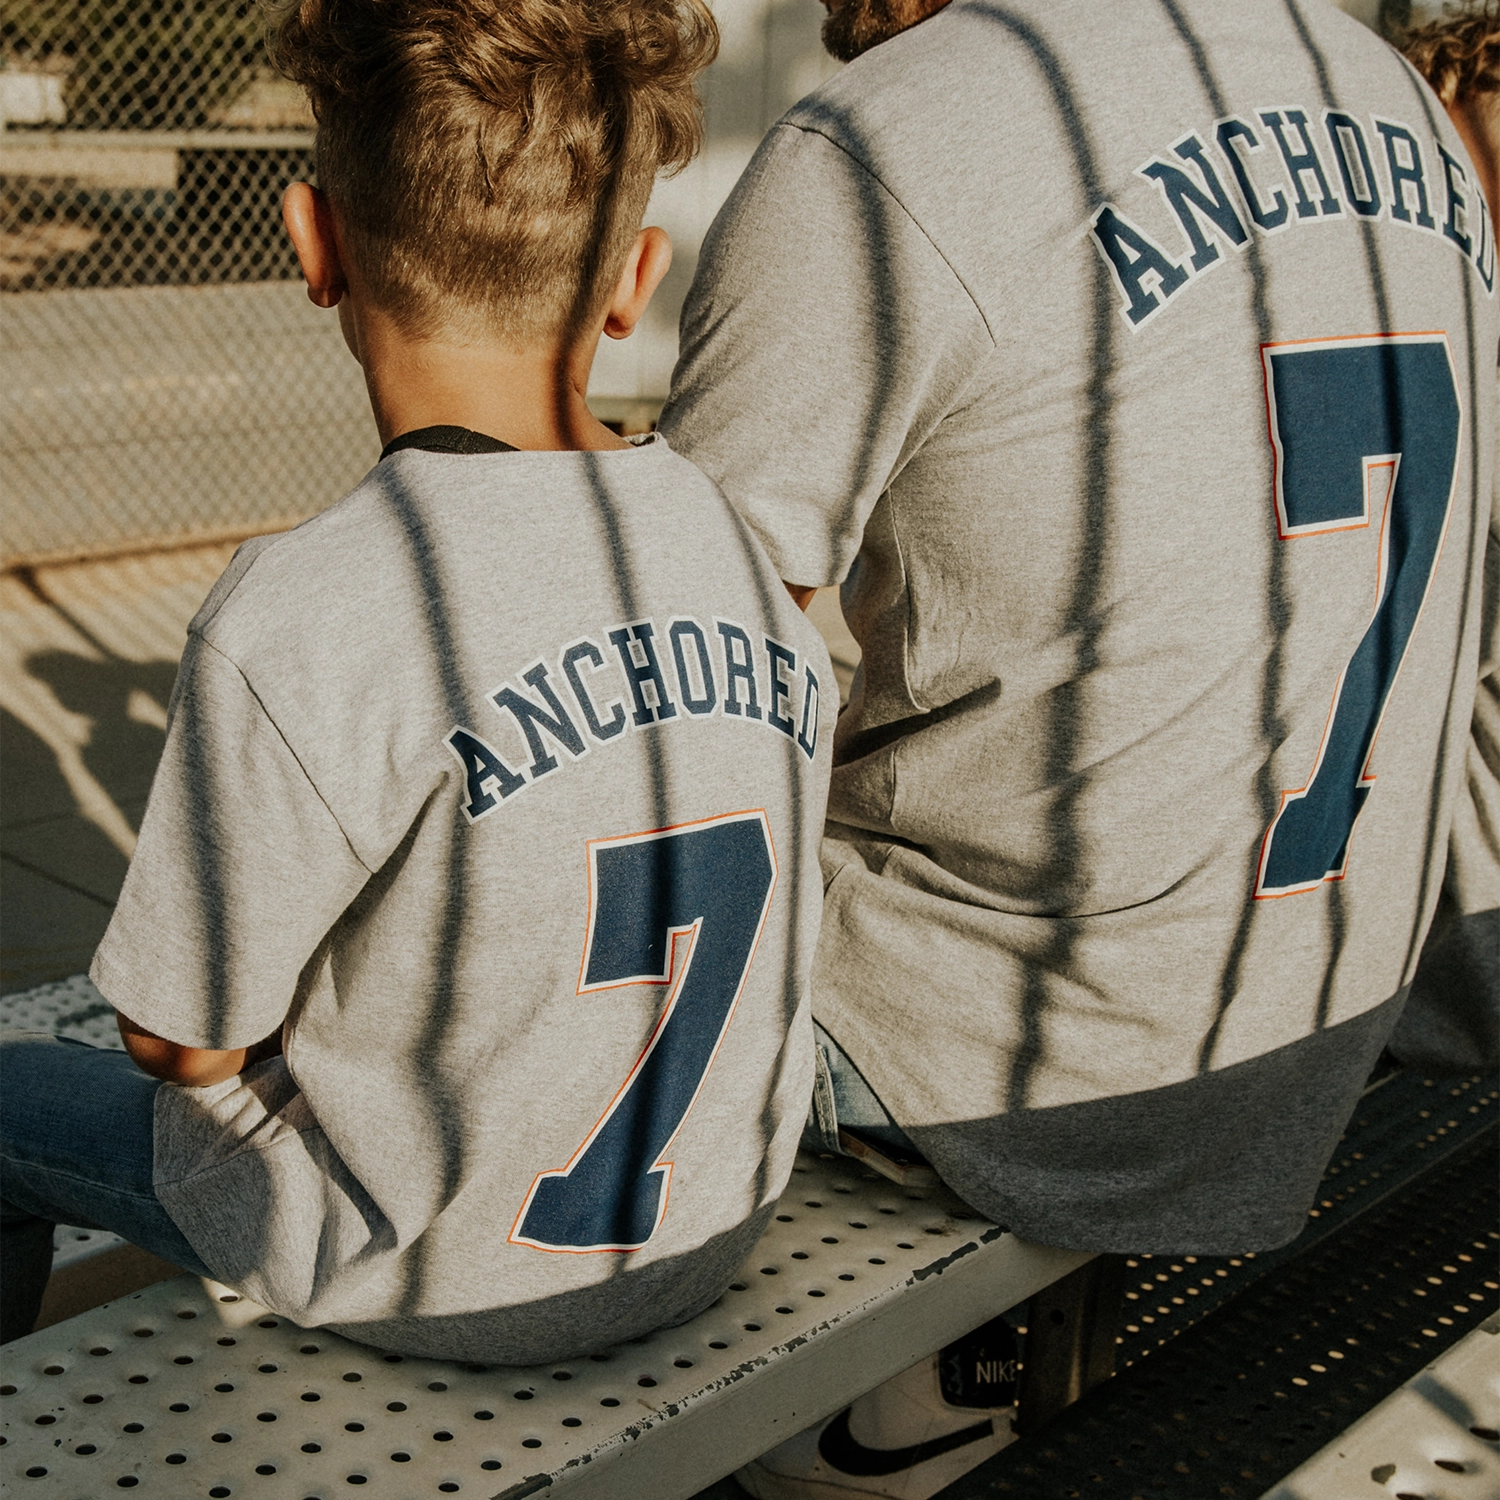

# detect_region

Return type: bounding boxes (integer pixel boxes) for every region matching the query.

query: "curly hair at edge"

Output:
[1401,0,1499,106]
[264,0,719,344]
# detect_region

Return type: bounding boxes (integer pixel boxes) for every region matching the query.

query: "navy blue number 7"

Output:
[1256,333,1461,898]
[510,810,777,1252]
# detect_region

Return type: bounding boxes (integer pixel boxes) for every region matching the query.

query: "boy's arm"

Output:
[116,1010,284,1087]
[92,632,371,1073]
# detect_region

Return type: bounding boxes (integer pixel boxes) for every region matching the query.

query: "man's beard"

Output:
[821,0,946,62]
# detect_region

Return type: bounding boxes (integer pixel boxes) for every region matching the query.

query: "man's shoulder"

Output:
[778,0,1410,163]
[775,0,1076,146]
[773,9,957,168]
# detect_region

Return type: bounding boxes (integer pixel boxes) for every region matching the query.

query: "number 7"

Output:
[1256,333,1462,898]
[510,810,777,1252]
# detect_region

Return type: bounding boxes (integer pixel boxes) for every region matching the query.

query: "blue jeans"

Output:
[804,1021,922,1156]
[0,1032,212,1343]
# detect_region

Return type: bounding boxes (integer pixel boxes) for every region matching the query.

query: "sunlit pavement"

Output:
[0,542,239,992]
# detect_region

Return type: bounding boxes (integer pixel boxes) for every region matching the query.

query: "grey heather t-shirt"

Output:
[1392,435,1500,1072]
[661,0,1497,1251]
[91,435,834,1361]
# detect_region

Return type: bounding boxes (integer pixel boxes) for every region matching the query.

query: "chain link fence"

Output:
[0,0,1450,566]
[0,1,378,564]
[0,0,807,567]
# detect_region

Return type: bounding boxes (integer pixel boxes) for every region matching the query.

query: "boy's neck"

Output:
[348,304,631,454]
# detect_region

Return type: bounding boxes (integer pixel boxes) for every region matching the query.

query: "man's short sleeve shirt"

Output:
[661,0,1499,1249]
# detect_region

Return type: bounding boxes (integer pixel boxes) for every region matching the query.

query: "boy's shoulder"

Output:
[189,462,410,646]
[188,435,756,661]
[186,525,369,689]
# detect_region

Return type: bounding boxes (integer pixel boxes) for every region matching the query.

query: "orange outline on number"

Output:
[508,807,778,1253]
[1253,331,1461,900]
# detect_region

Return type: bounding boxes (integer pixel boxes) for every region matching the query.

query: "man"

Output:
[661,0,1496,1492]
[1389,0,1499,1072]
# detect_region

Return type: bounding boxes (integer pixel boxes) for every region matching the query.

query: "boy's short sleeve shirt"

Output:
[93,631,371,1051]
[91,436,836,1363]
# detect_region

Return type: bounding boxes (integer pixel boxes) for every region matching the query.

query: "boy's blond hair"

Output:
[1400,1,1499,107]
[267,0,718,343]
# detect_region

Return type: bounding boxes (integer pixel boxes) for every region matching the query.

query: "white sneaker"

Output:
[734,1315,1020,1500]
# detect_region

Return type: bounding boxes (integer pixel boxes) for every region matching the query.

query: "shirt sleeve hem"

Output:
[765,547,847,594]
[89,947,277,1054]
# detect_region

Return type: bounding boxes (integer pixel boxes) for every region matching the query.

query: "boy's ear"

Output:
[603,227,672,341]
[283,182,347,310]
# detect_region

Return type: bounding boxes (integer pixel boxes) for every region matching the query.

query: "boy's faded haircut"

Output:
[267,0,718,343]
[1400,0,1498,107]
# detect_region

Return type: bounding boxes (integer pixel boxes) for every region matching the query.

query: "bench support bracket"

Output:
[1016,1253,1125,1435]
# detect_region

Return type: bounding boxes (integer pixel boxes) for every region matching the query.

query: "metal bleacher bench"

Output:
[0,977,1096,1499]
[11,978,1493,1499]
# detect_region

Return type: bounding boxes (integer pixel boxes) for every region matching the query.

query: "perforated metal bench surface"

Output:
[0,975,121,1053]
[0,978,1087,1498]
[1,1156,1084,1500]
[1260,1312,1500,1500]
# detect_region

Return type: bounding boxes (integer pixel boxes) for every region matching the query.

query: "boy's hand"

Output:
[116,1011,282,1088]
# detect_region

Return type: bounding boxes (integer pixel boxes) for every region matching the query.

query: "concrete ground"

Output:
[0,546,858,994]
[1,544,242,993]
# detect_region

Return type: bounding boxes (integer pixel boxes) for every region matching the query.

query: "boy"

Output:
[0,0,834,1364]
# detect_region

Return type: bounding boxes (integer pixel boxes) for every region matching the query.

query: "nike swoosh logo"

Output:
[816,1408,995,1478]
